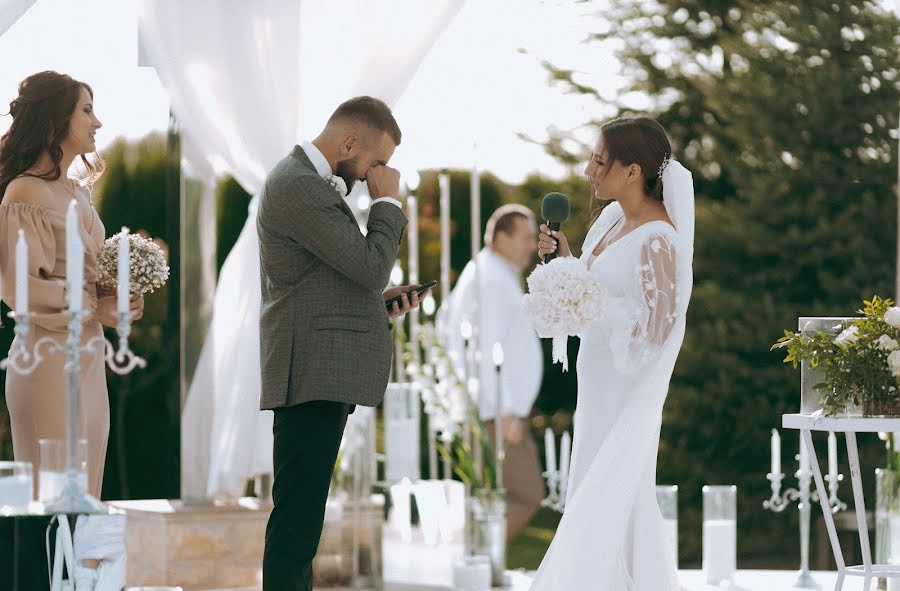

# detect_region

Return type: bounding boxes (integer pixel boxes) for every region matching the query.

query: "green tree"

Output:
[94,133,181,500]
[540,0,900,566]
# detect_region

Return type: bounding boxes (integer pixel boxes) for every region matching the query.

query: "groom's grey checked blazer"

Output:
[257,145,408,410]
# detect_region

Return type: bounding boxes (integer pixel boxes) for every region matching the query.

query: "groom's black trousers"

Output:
[263,399,355,591]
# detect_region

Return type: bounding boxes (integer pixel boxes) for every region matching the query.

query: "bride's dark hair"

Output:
[597,116,671,201]
[0,71,105,199]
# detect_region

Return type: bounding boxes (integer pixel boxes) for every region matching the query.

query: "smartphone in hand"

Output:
[385,280,437,312]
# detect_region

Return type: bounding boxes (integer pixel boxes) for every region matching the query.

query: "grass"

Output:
[507,507,561,570]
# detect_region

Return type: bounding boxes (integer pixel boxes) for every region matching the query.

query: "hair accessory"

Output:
[657,156,671,179]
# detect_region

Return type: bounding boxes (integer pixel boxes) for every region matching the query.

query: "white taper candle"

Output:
[545,428,556,476]
[117,228,130,314]
[828,431,838,480]
[771,429,781,476]
[560,431,571,487]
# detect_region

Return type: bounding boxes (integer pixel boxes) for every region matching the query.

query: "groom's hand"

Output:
[367,165,402,203]
[384,284,428,318]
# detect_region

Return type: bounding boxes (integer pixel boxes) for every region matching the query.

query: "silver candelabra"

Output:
[763,435,847,589]
[1,302,145,513]
[541,430,571,513]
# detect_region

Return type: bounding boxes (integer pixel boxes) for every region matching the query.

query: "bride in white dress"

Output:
[530,116,694,591]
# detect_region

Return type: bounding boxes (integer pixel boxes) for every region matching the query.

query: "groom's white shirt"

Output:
[301,141,402,210]
[438,247,544,420]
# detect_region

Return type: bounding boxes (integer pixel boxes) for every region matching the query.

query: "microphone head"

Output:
[541,192,570,222]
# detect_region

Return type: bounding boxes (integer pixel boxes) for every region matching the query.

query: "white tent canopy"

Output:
[137,0,464,501]
[0,0,36,37]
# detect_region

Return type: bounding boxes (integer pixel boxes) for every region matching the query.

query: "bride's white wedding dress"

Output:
[530,162,694,591]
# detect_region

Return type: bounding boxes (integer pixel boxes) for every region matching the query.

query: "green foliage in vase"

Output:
[773,296,900,416]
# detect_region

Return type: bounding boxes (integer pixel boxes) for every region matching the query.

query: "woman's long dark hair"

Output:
[0,71,104,199]
[590,116,672,222]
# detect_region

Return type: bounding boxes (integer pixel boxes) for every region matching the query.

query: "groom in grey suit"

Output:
[257,97,424,591]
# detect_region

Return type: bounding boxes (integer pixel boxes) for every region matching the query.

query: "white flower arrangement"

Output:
[834,325,860,347]
[522,256,607,370]
[885,306,900,329]
[97,231,170,296]
[325,174,348,198]
[775,296,900,416]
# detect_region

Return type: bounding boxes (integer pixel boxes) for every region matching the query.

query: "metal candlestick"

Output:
[763,436,847,589]
[2,306,145,513]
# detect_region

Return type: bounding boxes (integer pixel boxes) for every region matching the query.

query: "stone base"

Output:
[112,494,384,590]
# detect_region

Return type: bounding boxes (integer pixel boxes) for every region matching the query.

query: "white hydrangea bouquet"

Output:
[773,296,900,416]
[97,231,170,296]
[522,256,607,371]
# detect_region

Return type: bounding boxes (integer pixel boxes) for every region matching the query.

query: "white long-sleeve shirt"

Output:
[437,248,543,420]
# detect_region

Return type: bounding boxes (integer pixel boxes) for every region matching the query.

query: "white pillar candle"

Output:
[65,199,83,313]
[439,172,450,304]
[452,556,491,591]
[117,228,130,314]
[703,519,736,585]
[771,429,781,475]
[662,518,678,567]
[14,229,28,313]
[828,431,838,480]
[390,477,413,543]
[544,428,557,475]
[559,431,571,488]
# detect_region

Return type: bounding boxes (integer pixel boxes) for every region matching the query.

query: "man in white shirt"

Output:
[438,204,545,541]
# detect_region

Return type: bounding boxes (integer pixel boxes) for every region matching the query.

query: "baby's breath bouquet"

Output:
[97,231,170,296]
[773,296,900,416]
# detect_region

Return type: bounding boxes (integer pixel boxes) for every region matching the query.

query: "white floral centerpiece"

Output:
[404,323,499,490]
[522,256,607,371]
[774,296,900,416]
[96,231,170,296]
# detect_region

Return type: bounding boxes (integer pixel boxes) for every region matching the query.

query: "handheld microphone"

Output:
[540,192,570,262]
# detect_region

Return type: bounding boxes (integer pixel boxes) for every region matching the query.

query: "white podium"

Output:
[783,413,900,591]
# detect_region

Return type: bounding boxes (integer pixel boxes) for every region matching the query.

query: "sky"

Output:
[0,0,625,184]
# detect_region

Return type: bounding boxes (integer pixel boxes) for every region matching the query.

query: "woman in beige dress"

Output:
[0,71,144,500]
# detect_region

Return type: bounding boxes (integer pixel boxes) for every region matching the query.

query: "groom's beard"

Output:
[335,156,363,193]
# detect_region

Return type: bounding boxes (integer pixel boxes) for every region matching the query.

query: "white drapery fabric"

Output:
[137,0,464,500]
[0,0,36,37]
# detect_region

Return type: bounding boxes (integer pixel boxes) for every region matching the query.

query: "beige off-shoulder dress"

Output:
[0,184,108,498]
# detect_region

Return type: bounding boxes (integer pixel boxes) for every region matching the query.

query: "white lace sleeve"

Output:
[608,231,679,375]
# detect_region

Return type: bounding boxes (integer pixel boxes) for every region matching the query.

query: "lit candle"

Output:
[439,171,450,305]
[771,429,781,476]
[65,200,83,313]
[545,428,557,476]
[560,431,571,488]
[117,228,130,315]
[14,229,27,314]
[828,431,838,480]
